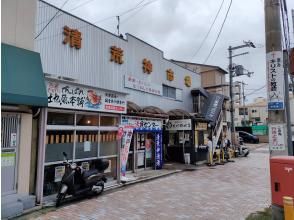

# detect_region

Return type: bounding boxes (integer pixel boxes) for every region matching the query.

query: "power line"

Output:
[203,0,233,64]
[121,0,159,25]
[36,0,159,42]
[35,0,71,39]
[191,0,225,61]
[233,85,266,102]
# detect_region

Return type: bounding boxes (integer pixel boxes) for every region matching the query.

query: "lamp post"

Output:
[228,41,255,146]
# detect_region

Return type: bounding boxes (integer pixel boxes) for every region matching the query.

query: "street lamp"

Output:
[228,40,255,146]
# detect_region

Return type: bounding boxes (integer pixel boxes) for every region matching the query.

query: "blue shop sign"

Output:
[155,132,163,169]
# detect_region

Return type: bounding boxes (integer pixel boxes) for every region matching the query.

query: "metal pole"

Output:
[242,82,246,124]
[229,46,235,146]
[35,108,47,205]
[265,0,288,157]
[284,52,293,155]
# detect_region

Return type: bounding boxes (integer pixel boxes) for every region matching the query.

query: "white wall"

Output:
[1,0,36,50]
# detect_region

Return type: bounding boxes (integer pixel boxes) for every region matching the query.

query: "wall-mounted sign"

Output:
[269,123,286,151]
[110,46,124,64]
[63,26,82,49]
[54,165,65,182]
[266,51,285,110]
[124,75,162,96]
[1,153,15,167]
[166,69,174,81]
[142,59,152,74]
[46,80,127,113]
[184,76,191,87]
[121,116,162,131]
[205,94,224,123]
[195,122,207,131]
[166,119,192,131]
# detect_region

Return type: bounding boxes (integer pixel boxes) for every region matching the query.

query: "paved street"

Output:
[25,144,271,220]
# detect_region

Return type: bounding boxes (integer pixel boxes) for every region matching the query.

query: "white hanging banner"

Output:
[269,124,286,151]
[266,51,285,110]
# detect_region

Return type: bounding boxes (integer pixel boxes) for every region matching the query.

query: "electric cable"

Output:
[37,0,98,26]
[121,0,159,25]
[191,0,225,61]
[36,0,159,42]
[203,0,233,64]
[35,0,71,39]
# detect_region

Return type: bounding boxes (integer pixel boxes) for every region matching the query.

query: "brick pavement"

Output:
[23,144,271,220]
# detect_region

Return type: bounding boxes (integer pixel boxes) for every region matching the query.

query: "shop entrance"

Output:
[1,113,20,195]
[135,132,155,170]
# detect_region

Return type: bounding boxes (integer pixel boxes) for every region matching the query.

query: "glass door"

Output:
[136,133,145,169]
[145,133,155,169]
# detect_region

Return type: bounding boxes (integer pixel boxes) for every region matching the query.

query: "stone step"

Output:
[1,200,23,219]
[18,195,36,210]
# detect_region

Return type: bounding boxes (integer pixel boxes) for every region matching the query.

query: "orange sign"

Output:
[166,69,174,81]
[143,59,153,74]
[110,46,124,64]
[63,26,82,49]
[184,76,191,87]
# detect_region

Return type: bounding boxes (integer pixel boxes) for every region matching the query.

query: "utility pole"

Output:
[265,0,292,157]
[241,81,247,124]
[228,42,255,146]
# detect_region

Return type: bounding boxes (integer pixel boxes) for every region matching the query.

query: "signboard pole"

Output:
[265,0,291,156]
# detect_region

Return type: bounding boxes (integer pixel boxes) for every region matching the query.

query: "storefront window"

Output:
[76,114,99,126]
[75,131,98,159]
[99,131,117,156]
[45,130,74,163]
[100,115,118,126]
[47,112,74,125]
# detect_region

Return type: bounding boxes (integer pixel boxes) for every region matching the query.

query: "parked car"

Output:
[238,131,259,144]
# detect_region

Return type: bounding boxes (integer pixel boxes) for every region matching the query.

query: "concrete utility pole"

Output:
[265,0,292,156]
[228,43,255,146]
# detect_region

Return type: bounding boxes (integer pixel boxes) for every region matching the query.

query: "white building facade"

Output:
[34,0,201,203]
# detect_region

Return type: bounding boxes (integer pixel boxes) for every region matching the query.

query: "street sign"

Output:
[266,51,285,110]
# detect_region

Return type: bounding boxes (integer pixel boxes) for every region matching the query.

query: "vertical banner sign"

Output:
[266,51,285,110]
[155,132,163,169]
[120,126,134,176]
[269,124,286,151]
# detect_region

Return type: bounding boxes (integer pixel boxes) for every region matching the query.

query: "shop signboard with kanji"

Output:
[124,75,162,96]
[266,51,285,110]
[166,119,192,131]
[46,80,127,113]
[121,116,162,131]
[269,124,286,151]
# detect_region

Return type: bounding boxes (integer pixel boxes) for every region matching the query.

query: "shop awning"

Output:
[1,43,48,106]
[167,109,193,118]
[191,87,209,98]
[127,101,142,113]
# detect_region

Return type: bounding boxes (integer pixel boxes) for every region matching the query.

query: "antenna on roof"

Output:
[116,16,120,36]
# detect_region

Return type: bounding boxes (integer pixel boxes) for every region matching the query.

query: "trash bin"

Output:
[184,153,190,164]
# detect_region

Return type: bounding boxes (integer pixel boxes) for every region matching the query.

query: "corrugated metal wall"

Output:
[35,1,201,112]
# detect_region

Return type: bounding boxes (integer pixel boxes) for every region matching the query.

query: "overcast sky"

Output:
[44,0,294,103]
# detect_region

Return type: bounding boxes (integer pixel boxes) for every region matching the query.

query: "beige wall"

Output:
[1,0,36,50]
[17,113,33,194]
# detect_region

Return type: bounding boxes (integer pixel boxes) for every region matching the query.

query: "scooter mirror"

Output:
[63,152,67,157]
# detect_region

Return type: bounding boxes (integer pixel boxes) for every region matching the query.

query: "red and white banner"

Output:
[120,125,134,176]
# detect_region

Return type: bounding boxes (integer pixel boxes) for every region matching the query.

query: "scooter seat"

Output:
[83,169,99,178]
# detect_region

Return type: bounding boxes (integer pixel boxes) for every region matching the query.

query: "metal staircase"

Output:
[212,109,223,149]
